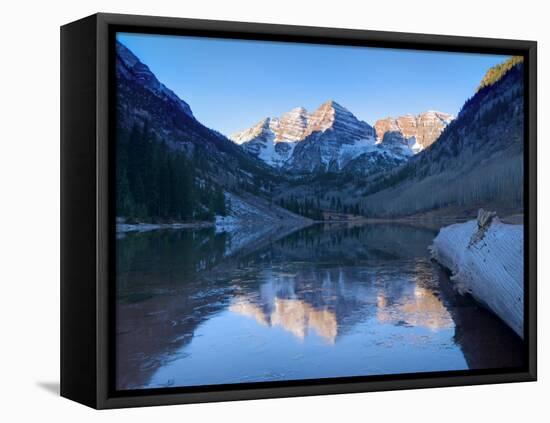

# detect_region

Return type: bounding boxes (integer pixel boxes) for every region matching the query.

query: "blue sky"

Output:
[118,32,509,137]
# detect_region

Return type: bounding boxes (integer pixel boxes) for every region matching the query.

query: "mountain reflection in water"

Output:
[231,298,339,343]
[116,223,524,390]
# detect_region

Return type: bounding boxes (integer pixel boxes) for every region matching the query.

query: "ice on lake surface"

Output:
[115,223,524,390]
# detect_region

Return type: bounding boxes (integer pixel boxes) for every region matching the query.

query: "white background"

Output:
[0,0,546,421]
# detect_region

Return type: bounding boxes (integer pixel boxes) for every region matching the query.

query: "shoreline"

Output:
[116,217,311,234]
[320,208,523,230]
[116,209,524,234]
[116,221,214,233]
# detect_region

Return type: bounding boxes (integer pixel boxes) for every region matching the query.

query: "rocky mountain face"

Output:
[359,61,524,217]
[230,107,309,167]
[374,111,454,154]
[232,102,454,175]
[232,106,310,144]
[286,101,379,173]
[231,101,430,174]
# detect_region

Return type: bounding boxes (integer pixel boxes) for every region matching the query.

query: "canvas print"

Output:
[114,32,525,391]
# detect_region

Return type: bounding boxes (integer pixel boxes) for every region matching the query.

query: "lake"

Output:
[115,222,524,390]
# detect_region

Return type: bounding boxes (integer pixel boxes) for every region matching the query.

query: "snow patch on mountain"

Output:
[336,137,378,167]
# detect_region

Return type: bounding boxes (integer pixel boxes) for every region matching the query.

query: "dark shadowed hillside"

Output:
[357,59,524,217]
[115,41,306,224]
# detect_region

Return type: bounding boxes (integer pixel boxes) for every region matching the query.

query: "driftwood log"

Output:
[430,209,524,338]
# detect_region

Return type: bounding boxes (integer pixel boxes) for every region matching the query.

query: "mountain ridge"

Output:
[231,101,453,174]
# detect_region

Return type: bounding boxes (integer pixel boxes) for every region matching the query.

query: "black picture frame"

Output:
[61,12,537,409]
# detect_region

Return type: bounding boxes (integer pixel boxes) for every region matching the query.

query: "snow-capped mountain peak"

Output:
[305,100,358,135]
[230,101,453,174]
[230,100,361,146]
[230,118,272,145]
[274,106,310,142]
[230,100,377,170]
